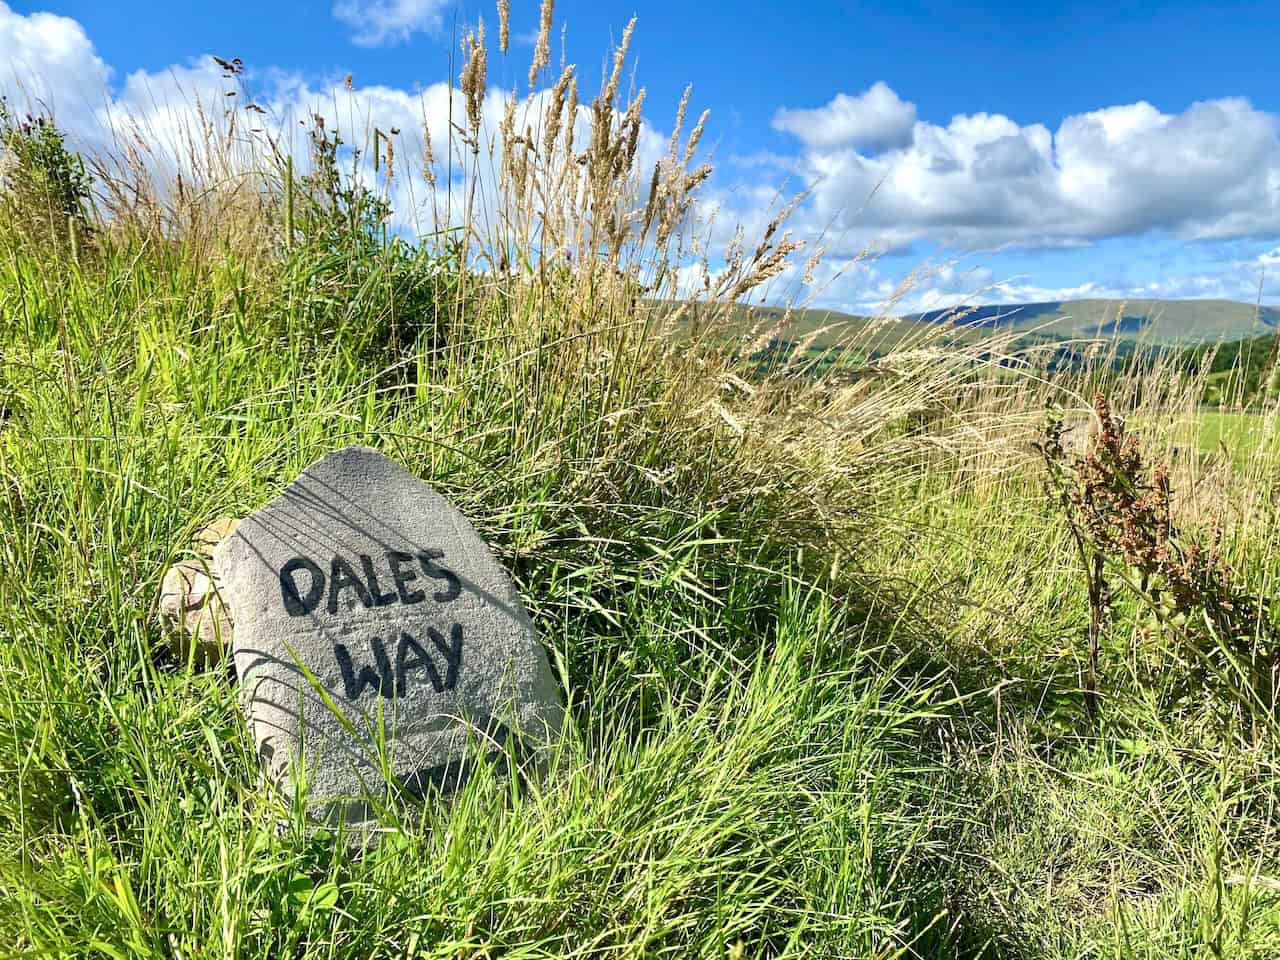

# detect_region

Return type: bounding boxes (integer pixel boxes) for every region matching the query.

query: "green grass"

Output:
[3,23,1280,955]
[3,227,1279,959]
[0,234,993,957]
[1194,410,1276,466]
[849,463,1280,958]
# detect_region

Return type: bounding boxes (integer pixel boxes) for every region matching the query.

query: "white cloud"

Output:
[772,82,916,152]
[764,83,1280,255]
[0,1,110,130]
[332,0,451,47]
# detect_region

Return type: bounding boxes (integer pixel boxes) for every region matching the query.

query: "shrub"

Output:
[0,99,93,250]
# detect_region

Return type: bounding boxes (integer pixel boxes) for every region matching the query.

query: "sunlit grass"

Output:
[2,3,1280,957]
[1193,409,1277,465]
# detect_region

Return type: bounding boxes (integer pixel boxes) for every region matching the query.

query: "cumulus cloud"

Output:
[0,1,110,130]
[772,82,916,152]
[766,82,1280,254]
[332,0,451,47]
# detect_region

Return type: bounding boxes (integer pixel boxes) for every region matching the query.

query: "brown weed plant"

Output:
[1040,393,1277,720]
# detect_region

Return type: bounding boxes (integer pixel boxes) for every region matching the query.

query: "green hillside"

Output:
[718,303,986,351]
[719,299,1280,376]
[910,298,1280,346]
[739,298,1280,351]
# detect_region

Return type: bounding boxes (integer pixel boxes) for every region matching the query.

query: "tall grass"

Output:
[2,3,1279,957]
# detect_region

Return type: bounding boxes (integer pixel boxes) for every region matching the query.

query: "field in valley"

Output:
[2,13,1280,959]
[1193,409,1275,462]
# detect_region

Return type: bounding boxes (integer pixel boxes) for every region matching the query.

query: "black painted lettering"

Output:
[280,556,325,616]
[393,624,462,694]
[427,623,463,690]
[395,631,444,694]
[418,549,461,602]
[334,639,395,699]
[327,555,373,614]
[361,553,398,607]
[387,550,425,605]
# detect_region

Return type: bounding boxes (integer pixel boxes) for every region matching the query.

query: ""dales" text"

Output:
[279,549,460,616]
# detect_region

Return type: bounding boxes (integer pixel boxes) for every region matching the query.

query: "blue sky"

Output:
[3,0,1280,314]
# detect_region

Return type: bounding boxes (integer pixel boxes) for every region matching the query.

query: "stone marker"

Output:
[214,446,563,828]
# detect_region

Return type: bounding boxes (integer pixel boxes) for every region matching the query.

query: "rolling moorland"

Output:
[745,297,1280,349]
[728,299,1280,380]
[910,299,1280,344]
[3,9,1280,958]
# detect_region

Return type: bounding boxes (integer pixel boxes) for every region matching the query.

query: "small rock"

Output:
[158,558,234,666]
[193,517,241,556]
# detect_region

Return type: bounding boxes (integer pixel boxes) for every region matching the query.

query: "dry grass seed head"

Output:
[602,18,637,107]
[746,308,795,358]
[621,89,646,174]
[683,110,709,166]
[497,0,510,53]
[564,74,580,154]
[542,65,575,159]
[500,94,517,160]
[422,124,435,186]
[529,0,554,88]
[802,244,825,286]
[668,86,691,163]
[460,21,488,145]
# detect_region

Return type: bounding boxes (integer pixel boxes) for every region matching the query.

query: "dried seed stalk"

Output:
[529,0,554,87]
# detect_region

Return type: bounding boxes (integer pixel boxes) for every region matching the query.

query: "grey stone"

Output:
[213,447,563,828]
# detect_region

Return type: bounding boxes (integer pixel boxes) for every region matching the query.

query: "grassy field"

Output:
[1193,410,1276,464]
[2,10,1280,958]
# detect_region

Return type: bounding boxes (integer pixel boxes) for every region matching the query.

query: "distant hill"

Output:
[907,299,1280,347]
[668,302,984,356]
[675,298,1280,377]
